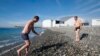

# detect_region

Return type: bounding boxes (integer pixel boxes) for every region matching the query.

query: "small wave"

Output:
[4,42,16,46]
[0,41,19,49]
[0,40,10,43]
[0,45,4,48]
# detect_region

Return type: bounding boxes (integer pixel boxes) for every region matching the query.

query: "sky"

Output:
[0,0,100,27]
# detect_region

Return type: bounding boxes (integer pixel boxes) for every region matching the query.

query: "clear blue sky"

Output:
[0,0,100,27]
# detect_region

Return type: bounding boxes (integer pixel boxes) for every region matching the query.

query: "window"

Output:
[56,21,60,24]
[55,20,64,24]
[83,23,89,25]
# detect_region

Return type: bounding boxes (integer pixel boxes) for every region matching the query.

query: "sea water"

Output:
[0,27,44,52]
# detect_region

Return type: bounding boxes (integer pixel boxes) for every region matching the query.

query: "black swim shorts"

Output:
[21,33,29,40]
[75,26,80,31]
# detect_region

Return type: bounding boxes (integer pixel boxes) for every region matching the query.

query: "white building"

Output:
[42,19,53,28]
[92,19,100,26]
[42,16,88,28]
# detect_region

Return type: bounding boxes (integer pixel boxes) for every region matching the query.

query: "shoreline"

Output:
[0,43,23,56]
[0,41,23,55]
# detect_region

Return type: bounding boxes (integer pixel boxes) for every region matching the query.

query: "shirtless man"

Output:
[74,16,82,42]
[17,16,39,56]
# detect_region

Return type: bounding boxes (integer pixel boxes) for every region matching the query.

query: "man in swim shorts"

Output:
[17,16,39,56]
[74,16,82,42]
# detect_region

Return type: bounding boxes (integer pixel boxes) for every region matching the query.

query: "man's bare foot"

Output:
[76,40,80,43]
[17,50,21,56]
[25,52,28,56]
[75,39,80,43]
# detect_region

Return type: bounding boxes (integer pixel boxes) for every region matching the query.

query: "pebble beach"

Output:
[1,26,100,56]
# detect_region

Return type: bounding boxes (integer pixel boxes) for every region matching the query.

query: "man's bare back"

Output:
[22,20,34,34]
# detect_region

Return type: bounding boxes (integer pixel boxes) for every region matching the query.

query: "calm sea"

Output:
[0,27,44,49]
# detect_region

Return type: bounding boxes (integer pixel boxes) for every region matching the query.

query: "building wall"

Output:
[92,19,100,26]
[65,17,75,26]
[42,20,52,28]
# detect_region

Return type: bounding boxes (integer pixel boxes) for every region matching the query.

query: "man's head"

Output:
[33,16,39,22]
[74,16,78,21]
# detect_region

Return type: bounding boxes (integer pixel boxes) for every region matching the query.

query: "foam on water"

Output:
[0,40,10,43]
[0,45,4,48]
[0,41,19,49]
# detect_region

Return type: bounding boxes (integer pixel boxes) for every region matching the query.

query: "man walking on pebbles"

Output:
[17,16,40,56]
[74,16,83,42]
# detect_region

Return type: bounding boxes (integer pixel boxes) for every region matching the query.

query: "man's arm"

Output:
[74,22,76,31]
[32,27,39,35]
[79,20,83,30]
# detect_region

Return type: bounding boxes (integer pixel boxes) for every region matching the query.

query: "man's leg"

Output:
[25,40,30,56]
[17,40,30,56]
[76,29,80,42]
[17,49,21,56]
[75,30,78,41]
[75,30,79,42]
